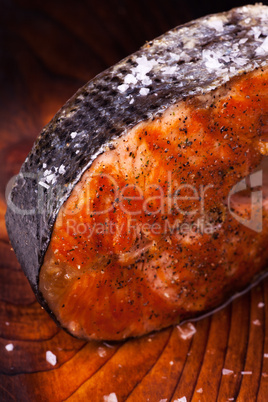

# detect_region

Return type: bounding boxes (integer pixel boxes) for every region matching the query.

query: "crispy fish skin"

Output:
[5,5,268,327]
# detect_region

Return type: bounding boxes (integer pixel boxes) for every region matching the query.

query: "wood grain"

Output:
[0,1,267,400]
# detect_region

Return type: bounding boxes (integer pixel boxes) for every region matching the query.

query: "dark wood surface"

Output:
[0,1,267,400]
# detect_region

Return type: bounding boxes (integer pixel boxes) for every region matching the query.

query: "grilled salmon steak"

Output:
[6,5,268,340]
[39,67,268,340]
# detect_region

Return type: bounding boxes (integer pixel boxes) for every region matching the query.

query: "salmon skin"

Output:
[5,4,268,340]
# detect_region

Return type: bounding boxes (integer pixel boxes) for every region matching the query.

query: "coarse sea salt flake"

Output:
[124,74,137,85]
[202,50,223,70]
[264,353,268,358]
[256,36,268,56]
[253,319,261,326]
[177,322,196,340]
[118,84,129,93]
[98,347,107,358]
[235,58,248,66]
[46,351,57,366]
[39,181,50,189]
[45,173,56,184]
[70,131,78,139]
[222,368,233,375]
[251,26,262,40]
[141,76,152,86]
[220,55,230,63]
[139,88,150,96]
[103,393,118,402]
[5,343,14,352]
[184,39,196,49]
[197,388,203,394]
[59,165,66,175]
[258,302,265,308]
[169,52,181,61]
[134,55,158,75]
[179,51,192,63]
[239,38,248,44]
[162,66,177,75]
[174,397,187,402]
[44,169,52,177]
[205,17,224,32]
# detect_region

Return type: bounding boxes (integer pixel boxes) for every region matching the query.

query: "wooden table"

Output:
[0,1,267,400]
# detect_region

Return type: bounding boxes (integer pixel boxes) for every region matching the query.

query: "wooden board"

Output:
[0,1,267,400]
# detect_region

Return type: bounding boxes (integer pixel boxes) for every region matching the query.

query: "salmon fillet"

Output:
[5,4,268,340]
[40,67,268,340]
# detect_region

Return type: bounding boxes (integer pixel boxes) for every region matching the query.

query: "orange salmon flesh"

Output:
[40,67,268,340]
